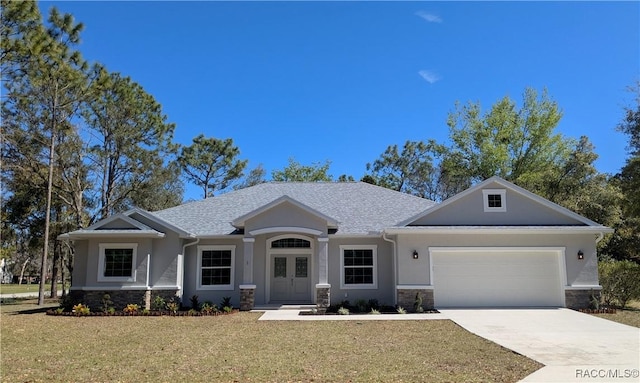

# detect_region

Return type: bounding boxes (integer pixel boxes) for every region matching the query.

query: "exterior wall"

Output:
[411,182,584,226]
[395,232,599,289]
[71,240,89,287]
[130,214,182,288]
[565,289,599,309]
[327,237,395,306]
[149,231,180,287]
[83,238,153,288]
[182,238,243,308]
[397,289,434,311]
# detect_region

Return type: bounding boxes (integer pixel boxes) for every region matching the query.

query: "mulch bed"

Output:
[46,309,240,317]
[577,307,617,314]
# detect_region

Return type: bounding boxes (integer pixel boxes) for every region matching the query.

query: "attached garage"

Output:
[430,247,565,308]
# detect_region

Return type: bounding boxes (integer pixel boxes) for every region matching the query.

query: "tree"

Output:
[271,158,333,182]
[446,88,569,190]
[616,82,640,218]
[178,135,247,198]
[2,5,90,304]
[366,140,464,200]
[602,82,640,263]
[233,164,267,190]
[84,69,181,217]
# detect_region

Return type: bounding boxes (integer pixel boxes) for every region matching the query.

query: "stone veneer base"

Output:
[397,289,434,312]
[69,289,179,311]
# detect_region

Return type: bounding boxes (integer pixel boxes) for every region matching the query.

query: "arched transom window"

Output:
[271,238,311,248]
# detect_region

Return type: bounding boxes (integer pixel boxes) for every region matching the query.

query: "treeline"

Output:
[1,1,638,302]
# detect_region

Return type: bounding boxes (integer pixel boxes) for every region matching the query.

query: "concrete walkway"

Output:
[439,308,640,383]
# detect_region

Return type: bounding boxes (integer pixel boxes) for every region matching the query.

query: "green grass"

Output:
[0,300,541,383]
[0,284,63,295]
[592,300,640,328]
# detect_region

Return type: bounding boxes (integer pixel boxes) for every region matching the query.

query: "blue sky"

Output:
[39,1,639,200]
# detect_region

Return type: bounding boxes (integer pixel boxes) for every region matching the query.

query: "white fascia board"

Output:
[59,230,165,240]
[384,226,614,235]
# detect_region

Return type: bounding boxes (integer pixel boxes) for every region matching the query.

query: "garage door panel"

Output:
[432,249,563,308]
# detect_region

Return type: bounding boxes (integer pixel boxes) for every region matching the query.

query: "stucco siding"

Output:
[72,240,89,286]
[411,183,585,226]
[149,232,180,287]
[395,233,599,287]
[83,238,152,288]
[327,237,395,306]
[244,202,328,235]
[183,238,243,308]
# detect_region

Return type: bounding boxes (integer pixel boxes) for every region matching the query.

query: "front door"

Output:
[271,254,310,302]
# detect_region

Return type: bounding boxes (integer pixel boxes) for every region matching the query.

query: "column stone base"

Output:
[239,285,256,311]
[315,284,331,313]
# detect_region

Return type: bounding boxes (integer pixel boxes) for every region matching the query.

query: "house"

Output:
[58,176,613,311]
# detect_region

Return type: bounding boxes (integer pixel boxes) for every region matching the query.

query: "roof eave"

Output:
[58,230,166,240]
[384,226,615,235]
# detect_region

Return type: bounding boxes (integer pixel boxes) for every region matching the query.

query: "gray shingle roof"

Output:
[153,182,435,236]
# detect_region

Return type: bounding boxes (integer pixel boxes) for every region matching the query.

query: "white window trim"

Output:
[340,245,378,290]
[197,245,235,291]
[98,243,137,282]
[482,189,507,212]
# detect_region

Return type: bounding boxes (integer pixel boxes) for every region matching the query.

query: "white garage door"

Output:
[431,248,564,308]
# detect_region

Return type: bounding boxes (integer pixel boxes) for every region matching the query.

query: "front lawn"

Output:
[0,283,64,295]
[592,301,640,328]
[1,300,541,383]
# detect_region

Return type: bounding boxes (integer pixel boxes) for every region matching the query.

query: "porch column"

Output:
[240,237,256,311]
[315,237,330,312]
[242,237,255,284]
[317,237,329,285]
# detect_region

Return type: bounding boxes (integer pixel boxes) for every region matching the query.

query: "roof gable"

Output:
[232,195,339,229]
[402,176,604,227]
[58,213,165,240]
[125,208,194,238]
[86,213,153,231]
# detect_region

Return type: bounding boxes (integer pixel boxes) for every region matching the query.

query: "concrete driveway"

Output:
[439,308,640,382]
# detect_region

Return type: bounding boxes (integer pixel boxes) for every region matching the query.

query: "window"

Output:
[98,243,137,282]
[197,245,235,290]
[271,238,311,248]
[483,189,507,212]
[340,245,377,289]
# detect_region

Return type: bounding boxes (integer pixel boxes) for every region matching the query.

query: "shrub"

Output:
[123,304,139,315]
[396,306,407,314]
[72,303,90,316]
[59,295,74,312]
[101,294,114,313]
[337,306,350,315]
[367,299,380,310]
[223,306,233,313]
[151,296,166,311]
[599,259,640,308]
[370,308,381,315]
[413,292,423,313]
[200,302,218,314]
[166,300,179,314]
[220,297,232,311]
[190,295,200,310]
[355,299,368,313]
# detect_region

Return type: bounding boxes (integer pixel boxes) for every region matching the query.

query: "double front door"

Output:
[271,254,310,302]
